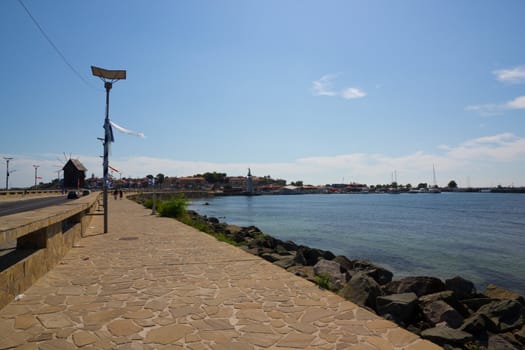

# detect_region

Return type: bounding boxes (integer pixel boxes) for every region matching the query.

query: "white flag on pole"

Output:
[110,120,145,138]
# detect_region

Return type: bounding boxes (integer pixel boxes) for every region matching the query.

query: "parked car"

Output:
[67,191,79,199]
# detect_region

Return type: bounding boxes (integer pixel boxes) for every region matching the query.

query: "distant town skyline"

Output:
[1,1,524,188]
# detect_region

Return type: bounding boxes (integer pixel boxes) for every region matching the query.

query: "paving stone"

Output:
[38,339,77,350]
[276,332,316,348]
[107,319,142,337]
[14,314,37,329]
[123,309,154,319]
[36,313,73,328]
[72,331,99,347]
[144,324,193,344]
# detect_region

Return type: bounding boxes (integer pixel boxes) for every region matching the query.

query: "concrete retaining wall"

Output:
[0,193,100,309]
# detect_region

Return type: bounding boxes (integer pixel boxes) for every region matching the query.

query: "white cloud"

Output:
[312,74,338,96]
[506,95,525,109]
[466,95,525,115]
[341,87,366,99]
[493,66,525,84]
[312,74,366,100]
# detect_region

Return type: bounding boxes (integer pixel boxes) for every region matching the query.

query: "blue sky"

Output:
[1,0,524,188]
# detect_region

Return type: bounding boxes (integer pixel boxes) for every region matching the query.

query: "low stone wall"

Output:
[0,193,100,309]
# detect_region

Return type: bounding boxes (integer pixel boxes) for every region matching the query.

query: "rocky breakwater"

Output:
[186,210,525,350]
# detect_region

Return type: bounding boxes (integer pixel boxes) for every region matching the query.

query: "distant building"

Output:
[62,159,87,189]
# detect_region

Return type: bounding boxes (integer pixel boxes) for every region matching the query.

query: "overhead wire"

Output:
[17,0,95,89]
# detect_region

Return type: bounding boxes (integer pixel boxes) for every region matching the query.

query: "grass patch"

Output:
[315,273,331,290]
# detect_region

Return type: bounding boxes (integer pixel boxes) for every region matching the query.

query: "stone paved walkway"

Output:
[0,197,441,349]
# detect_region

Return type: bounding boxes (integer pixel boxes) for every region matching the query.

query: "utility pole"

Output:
[4,157,13,190]
[33,164,40,188]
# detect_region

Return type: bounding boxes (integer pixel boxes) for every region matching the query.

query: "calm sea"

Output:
[189,193,525,295]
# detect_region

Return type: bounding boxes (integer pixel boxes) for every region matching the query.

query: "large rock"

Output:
[384,276,446,297]
[313,259,348,290]
[333,255,353,273]
[460,313,492,334]
[462,297,497,312]
[488,334,523,350]
[485,285,525,305]
[294,246,335,266]
[419,291,469,317]
[350,259,393,285]
[421,326,473,347]
[476,299,525,333]
[515,325,525,344]
[376,292,418,325]
[445,276,477,300]
[339,272,382,310]
[421,300,464,329]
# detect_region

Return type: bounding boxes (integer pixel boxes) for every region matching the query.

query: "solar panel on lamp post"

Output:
[91,66,126,233]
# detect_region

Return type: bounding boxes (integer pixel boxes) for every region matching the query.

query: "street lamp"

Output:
[4,157,13,190]
[33,164,40,188]
[91,66,126,233]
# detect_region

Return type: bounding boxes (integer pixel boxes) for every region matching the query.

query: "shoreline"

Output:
[185,209,525,350]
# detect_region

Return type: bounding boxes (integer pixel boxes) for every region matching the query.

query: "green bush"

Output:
[315,273,331,290]
[143,199,154,209]
[157,195,188,218]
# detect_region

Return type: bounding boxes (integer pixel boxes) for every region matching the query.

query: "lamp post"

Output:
[91,66,126,233]
[4,157,13,190]
[33,164,40,188]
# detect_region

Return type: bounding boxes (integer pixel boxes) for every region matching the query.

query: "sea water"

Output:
[189,193,525,295]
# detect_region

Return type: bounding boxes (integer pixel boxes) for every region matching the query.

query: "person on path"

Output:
[119,190,123,199]
[113,189,118,200]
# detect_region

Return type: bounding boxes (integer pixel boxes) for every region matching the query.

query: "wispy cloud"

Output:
[312,74,338,96]
[467,65,525,116]
[466,95,525,116]
[493,66,525,84]
[312,74,366,100]
[341,87,366,100]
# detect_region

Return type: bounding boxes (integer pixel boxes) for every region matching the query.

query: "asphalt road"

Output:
[0,195,69,217]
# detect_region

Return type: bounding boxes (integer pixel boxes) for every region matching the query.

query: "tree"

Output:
[156,173,165,189]
[448,180,458,189]
[291,181,303,186]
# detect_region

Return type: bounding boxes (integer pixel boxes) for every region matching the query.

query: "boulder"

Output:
[376,292,418,325]
[281,240,298,252]
[421,326,473,347]
[274,244,292,256]
[273,257,296,269]
[339,272,382,310]
[476,299,525,333]
[445,276,477,300]
[286,266,315,282]
[419,291,469,317]
[207,216,220,224]
[333,255,353,273]
[514,325,525,344]
[350,259,393,285]
[421,300,464,329]
[462,297,497,312]
[313,259,348,290]
[294,246,335,266]
[384,276,446,297]
[460,313,492,334]
[485,285,525,305]
[488,333,523,350]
